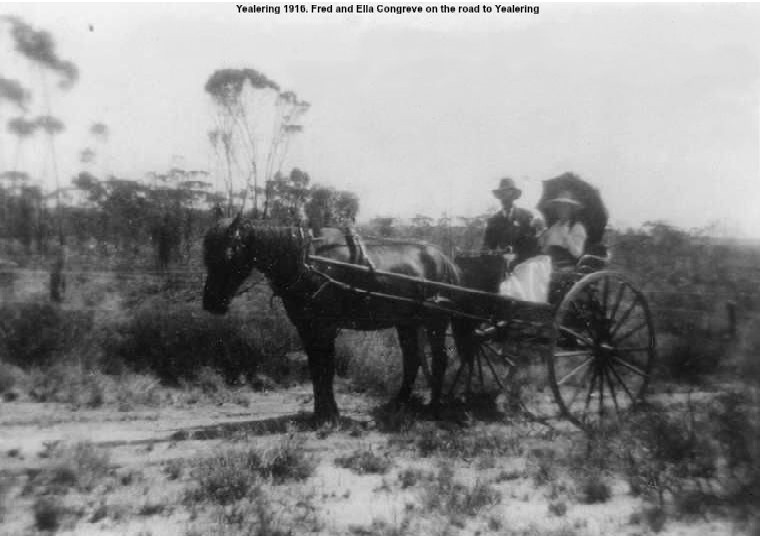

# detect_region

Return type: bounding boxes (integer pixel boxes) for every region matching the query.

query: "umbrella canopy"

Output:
[538,172,609,247]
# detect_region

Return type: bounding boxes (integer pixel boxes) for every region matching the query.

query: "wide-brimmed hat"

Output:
[492,177,522,199]
[543,190,583,209]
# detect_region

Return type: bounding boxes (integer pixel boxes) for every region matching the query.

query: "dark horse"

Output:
[202,216,461,424]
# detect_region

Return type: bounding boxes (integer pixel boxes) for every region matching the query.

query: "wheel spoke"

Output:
[613,346,651,353]
[567,364,593,409]
[598,363,605,418]
[601,276,610,312]
[483,343,516,367]
[555,350,594,359]
[610,294,641,337]
[603,366,621,416]
[609,282,627,323]
[612,356,647,378]
[559,326,594,348]
[608,361,637,404]
[570,299,596,335]
[558,357,592,386]
[583,366,598,420]
[448,360,466,397]
[613,321,649,344]
[481,349,506,390]
[476,351,486,390]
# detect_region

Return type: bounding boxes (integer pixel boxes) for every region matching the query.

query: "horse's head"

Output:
[202,215,255,314]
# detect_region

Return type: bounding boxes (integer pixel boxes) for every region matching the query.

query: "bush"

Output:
[337,331,403,395]
[106,303,296,385]
[0,362,23,395]
[187,436,314,505]
[27,364,107,407]
[335,448,392,475]
[187,449,264,505]
[27,442,112,495]
[579,473,611,504]
[412,425,520,459]
[421,466,501,521]
[33,495,66,533]
[0,303,93,368]
[264,435,315,484]
[658,329,724,382]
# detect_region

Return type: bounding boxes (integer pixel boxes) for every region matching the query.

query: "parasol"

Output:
[538,172,609,247]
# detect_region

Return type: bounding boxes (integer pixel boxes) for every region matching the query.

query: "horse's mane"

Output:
[207,219,460,285]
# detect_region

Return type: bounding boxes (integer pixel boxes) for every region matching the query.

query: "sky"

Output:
[0,2,759,235]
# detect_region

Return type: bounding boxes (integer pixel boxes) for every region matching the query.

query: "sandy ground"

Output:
[0,380,740,536]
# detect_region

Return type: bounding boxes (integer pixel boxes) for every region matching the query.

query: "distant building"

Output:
[411,214,435,227]
[44,187,97,210]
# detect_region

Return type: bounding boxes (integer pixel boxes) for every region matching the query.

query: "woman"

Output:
[498,191,587,302]
[540,191,587,268]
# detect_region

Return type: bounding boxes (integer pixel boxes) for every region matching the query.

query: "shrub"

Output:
[33,496,66,533]
[398,468,424,488]
[335,448,392,475]
[548,501,568,516]
[410,425,520,459]
[264,435,315,484]
[579,473,611,504]
[0,303,93,368]
[187,437,314,505]
[27,364,107,407]
[0,362,23,395]
[106,303,296,386]
[658,329,724,383]
[27,442,112,495]
[187,449,263,505]
[337,331,403,395]
[421,466,501,520]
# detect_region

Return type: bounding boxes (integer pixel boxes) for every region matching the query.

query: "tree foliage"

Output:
[203,67,309,215]
[1,15,79,89]
[0,77,30,111]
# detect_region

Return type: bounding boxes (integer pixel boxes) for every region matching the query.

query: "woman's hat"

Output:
[492,177,522,199]
[544,190,583,208]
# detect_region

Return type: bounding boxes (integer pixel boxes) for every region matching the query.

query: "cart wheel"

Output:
[447,322,519,400]
[547,271,656,430]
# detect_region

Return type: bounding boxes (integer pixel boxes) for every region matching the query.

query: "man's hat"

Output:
[543,190,583,208]
[492,177,522,199]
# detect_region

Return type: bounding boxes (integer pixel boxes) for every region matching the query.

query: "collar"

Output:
[499,207,515,219]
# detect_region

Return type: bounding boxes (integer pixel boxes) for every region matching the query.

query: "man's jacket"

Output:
[483,207,539,262]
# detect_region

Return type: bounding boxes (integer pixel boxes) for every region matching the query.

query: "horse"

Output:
[202,216,462,424]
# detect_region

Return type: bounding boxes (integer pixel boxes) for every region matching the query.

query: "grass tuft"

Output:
[335,448,392,475]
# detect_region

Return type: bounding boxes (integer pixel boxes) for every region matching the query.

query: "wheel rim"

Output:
[548,272,656,430]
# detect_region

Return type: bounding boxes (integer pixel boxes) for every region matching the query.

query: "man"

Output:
[483,177,539,263]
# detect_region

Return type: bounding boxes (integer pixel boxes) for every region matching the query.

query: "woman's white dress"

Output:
[498,221,587,303]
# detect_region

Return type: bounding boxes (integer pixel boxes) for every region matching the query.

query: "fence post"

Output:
[726,300,737,338]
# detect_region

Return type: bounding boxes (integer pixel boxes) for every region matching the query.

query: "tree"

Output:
[304,185,360,233]
[267,167,311,224]
[204,68,309,216]
[1,16,79,252]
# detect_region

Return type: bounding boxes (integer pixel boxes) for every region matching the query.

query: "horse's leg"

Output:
[451,317,477,398]
[294,321,340,425]
[395,325,422,406]
[426,319,449,418]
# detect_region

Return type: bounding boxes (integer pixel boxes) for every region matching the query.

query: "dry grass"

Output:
[186,434,314,506]
[335,448,392,475]
[24,442,112,496]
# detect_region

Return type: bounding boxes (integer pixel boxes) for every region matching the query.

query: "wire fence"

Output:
[0,266,751,332]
